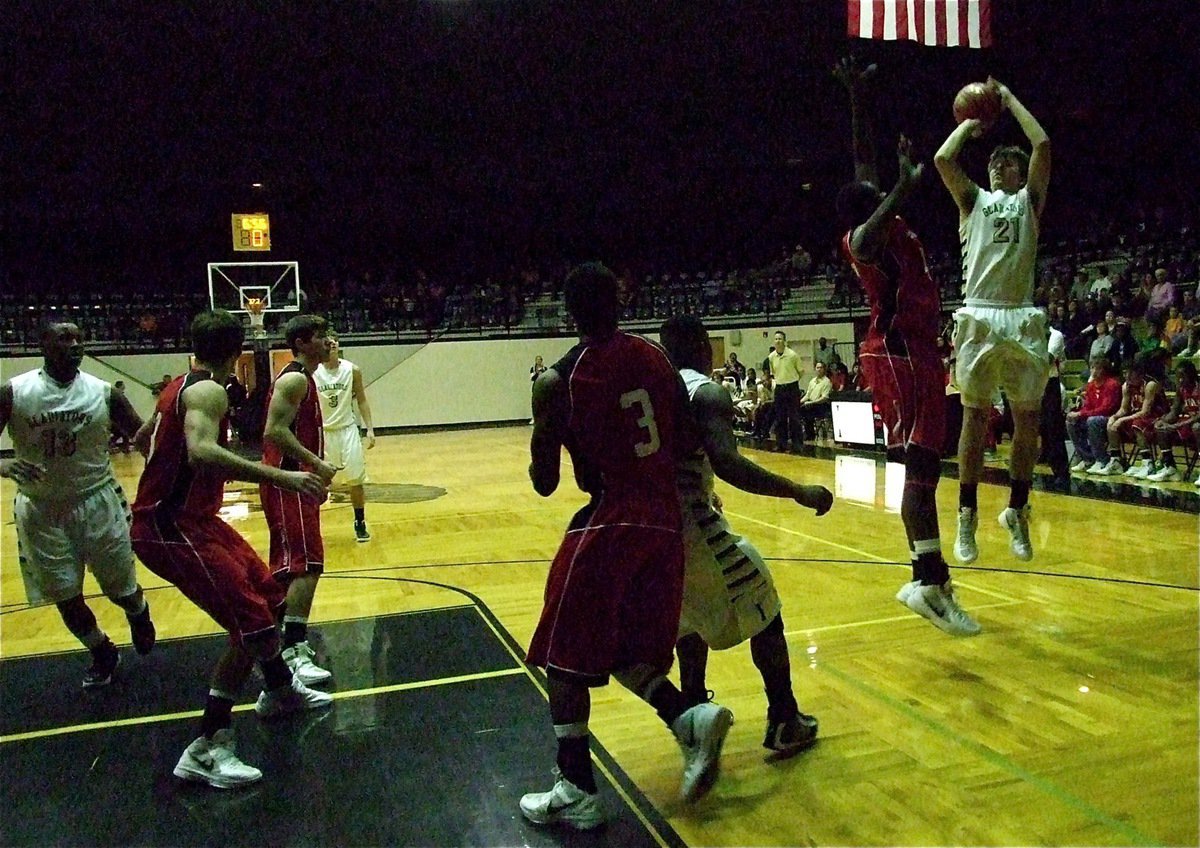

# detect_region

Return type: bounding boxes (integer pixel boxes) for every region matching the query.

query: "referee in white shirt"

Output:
[768,330,805,452]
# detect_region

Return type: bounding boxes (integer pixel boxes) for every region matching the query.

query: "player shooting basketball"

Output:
[934,77,1051,566]
[835,57,979,635]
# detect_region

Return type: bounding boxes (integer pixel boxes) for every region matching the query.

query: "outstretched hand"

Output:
[897,135,923,182]
[986,76,1013,109]
[833,56,877,92]
[796,485,834,516]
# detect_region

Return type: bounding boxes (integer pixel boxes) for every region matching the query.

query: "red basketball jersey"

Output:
[843,217,941,355]
[553,331,684,504]
[133,371,230,519]
[1180,384,1200,416]
[262,361,324,470]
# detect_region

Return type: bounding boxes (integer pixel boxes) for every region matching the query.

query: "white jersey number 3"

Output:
[620,389,661,458]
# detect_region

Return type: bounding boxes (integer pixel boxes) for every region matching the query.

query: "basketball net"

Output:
[246,299,267,339]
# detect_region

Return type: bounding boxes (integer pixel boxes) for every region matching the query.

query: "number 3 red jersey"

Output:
[552,331,686,504]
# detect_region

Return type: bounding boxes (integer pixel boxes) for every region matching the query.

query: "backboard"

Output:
[207,261,301,314]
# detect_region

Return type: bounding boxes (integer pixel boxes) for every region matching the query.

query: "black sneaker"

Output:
[83,643,121,689]
[127,606,156,655]
[354,521,371,543]
[763,711,818,757]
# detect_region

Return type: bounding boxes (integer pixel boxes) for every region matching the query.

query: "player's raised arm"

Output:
[934,119,983,218]
[834,56,880,187]
[529,369,565,496]
[990,78,1050,218]
[850,136,924,264]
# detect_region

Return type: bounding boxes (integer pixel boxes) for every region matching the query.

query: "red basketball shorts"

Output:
[131,512,284,646]
[526,499,684,685]
[259,484,325,580]
[861,351,946,452]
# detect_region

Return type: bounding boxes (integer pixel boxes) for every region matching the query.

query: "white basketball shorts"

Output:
[323,425,368,486]
[953,304,1050,410]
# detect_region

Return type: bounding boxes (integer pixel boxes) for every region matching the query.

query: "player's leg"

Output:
[264,487,331,685]
[1124,423,1155,479]
[343,428,371,541]
[1148,426,1182,481]
[84,484,156,654]
[750,614,818,755]
[676,632,711,707]
[955,403,988,563]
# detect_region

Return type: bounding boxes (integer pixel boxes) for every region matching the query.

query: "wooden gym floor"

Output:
[1,426,1196,847]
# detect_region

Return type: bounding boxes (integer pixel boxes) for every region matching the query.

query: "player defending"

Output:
[521,263,733,831]
[131,310,331,788]
[0,322,155,687]
[262,315,338,686]
[935,78,1051,563]
[314,331,376,542]
[659,314,831,753]
[836,57,979,635]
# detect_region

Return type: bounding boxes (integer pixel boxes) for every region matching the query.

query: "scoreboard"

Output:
[231,213,271,251]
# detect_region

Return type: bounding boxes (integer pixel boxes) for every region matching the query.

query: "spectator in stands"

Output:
[1088,319,1115,363]
[813,337,838,370]
[1139,315,1172,356]
[753,373,775,445]
[797,362,833,442]
[1068,271,1090,302]
[1093,355,1169,477]
[1089,266,1112,297]
[829,361,848,392]
[1165,306,1188,351]
[725,353,746,391]
[1107,320,1139,370]
[1068,357,1123,473]
[1181,290,1199,320]
[1148,360,1200,483]
[1146,268,1177,323]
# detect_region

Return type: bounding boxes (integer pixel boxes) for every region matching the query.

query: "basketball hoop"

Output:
[246,298,267,339]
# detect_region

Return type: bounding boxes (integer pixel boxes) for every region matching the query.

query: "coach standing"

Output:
[769,331,804,453]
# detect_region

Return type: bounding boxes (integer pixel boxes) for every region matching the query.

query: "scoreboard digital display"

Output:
[231,213,271,251]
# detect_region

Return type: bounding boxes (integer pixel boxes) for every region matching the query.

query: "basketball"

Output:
[953,81,1002,124]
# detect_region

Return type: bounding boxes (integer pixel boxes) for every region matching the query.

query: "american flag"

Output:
[848,0,993,49]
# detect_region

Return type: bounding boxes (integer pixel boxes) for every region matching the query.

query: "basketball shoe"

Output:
[1147,464,1181,483]
[354,520,371,543]
[1069,457,1090,473]
[672,702,734,802]
[255,676,334,719]
[83,641,121,689]
[519,768,603,831]
[763,711,818,757]
[895,580,920,606]
[1095,457,1124,476]
[954,507,978,563]
[282,641,331,685]
[1125,459,1154,479]
[998,505,1033,561]
[904,581,981,636]
[173,729,263,789]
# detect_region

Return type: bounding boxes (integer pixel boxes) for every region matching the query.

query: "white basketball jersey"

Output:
[677,368,716,506]
[313,359,357,429]
[7,369,115,503]
[960,186,1039,307]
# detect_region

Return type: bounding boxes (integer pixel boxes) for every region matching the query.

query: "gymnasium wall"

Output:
[0,320,852,448]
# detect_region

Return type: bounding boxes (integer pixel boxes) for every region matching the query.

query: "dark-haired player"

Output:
[520,262,733,831]
[935,78,1051,564]
[132,310,331,788]
[261,314,338,688]
[836,58,978,635]
[659,313,830,753]
[0,321,155,687]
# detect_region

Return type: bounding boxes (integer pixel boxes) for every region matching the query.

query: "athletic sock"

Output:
[354,508,365,523]
[960,484,978,511]
[200,690,236,739]
[914,538,949,585]
[1009,480,1031,510]
[283,616,308,649]
[645,677,689,727]
[554,724,596,793]
[260,654,293,690]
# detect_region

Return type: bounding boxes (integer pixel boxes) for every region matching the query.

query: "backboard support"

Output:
[207,261,301,314]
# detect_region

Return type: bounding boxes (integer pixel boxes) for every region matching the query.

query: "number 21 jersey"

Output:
[960,186,1038,307]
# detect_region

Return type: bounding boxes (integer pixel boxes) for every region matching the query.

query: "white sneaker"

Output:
[1148,465,1181,482]
[998,505,1033,561]
[895,580,920,605]
[1085,460,1108,474]
[173,729,263,789]
[282,642,331,686]
[954,507,978,564]
[1069,458,1090,472]
[905,581,981,636]
[672,702,734,802]
[519,768,603,830]
[255,675,334,719]
[1194,474,1200,487]
[1125,460,1152,479]
[1095,457,1124,476]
